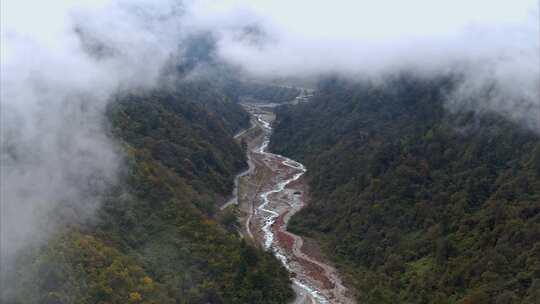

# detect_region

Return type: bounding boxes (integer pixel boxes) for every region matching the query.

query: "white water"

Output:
[254,113,329,304]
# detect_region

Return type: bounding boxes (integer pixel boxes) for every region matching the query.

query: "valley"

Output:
[4,2,537,304]
[224,101,355,304]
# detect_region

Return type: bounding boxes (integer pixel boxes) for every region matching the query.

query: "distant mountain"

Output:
[271,75,540,303]
[173,32,301,105]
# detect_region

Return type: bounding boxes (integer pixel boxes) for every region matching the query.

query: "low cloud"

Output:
[0,0,188,280]
[208,0,539,131]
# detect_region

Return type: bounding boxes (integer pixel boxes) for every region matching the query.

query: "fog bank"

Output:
[206,0,539,131]
[1,0,187,280]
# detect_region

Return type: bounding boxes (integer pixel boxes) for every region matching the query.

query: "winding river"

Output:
[255,115,330,303]
[228,103,355,304]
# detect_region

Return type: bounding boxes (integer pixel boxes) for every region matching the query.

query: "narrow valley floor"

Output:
[224,102,355,304]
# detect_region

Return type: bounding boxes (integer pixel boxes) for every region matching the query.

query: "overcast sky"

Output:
[185,0,538,77]
[3,0,537,76]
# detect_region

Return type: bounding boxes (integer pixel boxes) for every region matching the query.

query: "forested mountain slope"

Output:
[9,84,293,304]
[271,76,540,304]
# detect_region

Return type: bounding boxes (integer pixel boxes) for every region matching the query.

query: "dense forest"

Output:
[271,75,540,303]
[7,81,294,304]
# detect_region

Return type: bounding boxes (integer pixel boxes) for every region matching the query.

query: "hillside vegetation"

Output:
[9,83,293,304]
[271,75,540,304]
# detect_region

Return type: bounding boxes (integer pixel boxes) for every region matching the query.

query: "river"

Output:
[225,102,355,304]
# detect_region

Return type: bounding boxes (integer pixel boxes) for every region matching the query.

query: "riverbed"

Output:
[226,102,355,304]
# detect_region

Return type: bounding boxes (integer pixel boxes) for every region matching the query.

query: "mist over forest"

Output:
[1,1,539,303]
